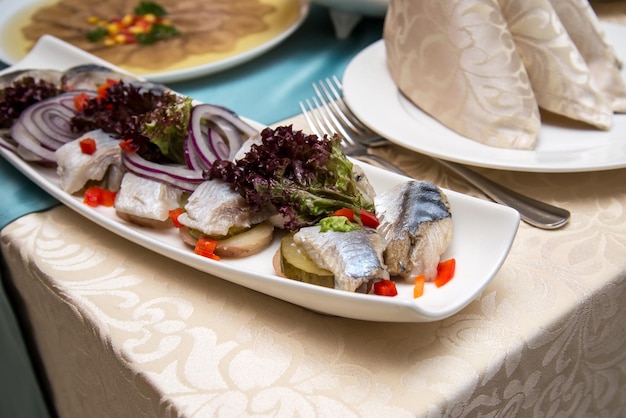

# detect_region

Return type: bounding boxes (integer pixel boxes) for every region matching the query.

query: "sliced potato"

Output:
[116,211,173,229]
[214,221,274,258]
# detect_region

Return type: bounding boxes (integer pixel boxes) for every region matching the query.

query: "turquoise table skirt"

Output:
[0,5,384,417]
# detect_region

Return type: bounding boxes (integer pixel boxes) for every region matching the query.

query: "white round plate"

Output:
[0,0,309,83]
[343,22,626,173]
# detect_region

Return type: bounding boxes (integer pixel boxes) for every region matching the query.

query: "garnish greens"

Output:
[209,125,375,231]
[0,77,61,129]
[70,81,192,164]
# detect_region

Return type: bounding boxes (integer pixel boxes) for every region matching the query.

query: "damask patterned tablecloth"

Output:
[2,2,626,416]
[2,110,626,417]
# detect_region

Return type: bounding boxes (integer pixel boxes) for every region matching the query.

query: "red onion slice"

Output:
[122,151,205,193]
[9,91,95,163]
[186,104,258,168]
[10,119,56,162]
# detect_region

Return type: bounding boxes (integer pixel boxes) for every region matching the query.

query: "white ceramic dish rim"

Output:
[0,0,310,83]
[0,36,520,322]
[343,22,626,173]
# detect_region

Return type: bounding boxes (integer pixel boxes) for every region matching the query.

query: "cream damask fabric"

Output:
[2,146,626,416]
[384,0,541,150]
[384,0,626,149]
[552,0,626,113]
[500,0,613,130]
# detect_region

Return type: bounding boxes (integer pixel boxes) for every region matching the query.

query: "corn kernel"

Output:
[121,14,134,26]
[104,38,116,46]
[129,26,146,34]
[143,14,156,23]
[87,16,99,24]
[114,34,127,43]
[107,23,120,34]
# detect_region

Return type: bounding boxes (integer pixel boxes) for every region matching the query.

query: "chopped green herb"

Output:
[86,27,108,43]
[136,23,180,45]
[319,216,360,232]
[134,1,167,17]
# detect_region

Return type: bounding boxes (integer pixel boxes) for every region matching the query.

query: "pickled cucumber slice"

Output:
[280,233,334,288]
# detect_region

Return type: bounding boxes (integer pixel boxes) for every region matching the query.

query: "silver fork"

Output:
[299,98,408,175]
[300,76,571,230]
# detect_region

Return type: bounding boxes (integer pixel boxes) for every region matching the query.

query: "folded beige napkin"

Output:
[384,0,626,149]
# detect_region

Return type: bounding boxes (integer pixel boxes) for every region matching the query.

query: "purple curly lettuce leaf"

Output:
[209,125,373,231]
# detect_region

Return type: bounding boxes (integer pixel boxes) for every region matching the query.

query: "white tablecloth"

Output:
[2,111,626,417]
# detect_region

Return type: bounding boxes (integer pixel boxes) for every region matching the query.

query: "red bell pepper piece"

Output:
[359,208,380,228]
[374,280,398,296]
[100,189,116,207]
[168,208,184,228]
[97,79,118,99]
[119,139,137,153]
[79,137,97,155]
[83,187,101,207]
[73,92,91,111]
[435,258,456,288]
[413,275,425,298]
[331,207,354,222]
[83,186,116,207]
[194,237,220,260]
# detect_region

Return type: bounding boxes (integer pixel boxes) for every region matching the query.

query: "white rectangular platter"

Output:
[0,36,520,322]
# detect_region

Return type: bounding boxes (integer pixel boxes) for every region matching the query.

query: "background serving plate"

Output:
[0,0,309,83]
[343,22,626,173]
[0,37,520,322]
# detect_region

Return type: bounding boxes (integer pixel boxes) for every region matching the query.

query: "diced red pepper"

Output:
[331,207,354,222]
[194,237,220,260]
[83,186,116,207]
[435,258,456,288]
[100,189,116,207]
[73,92,91,111]
[413,275,425,298]
[373,280,398,296]
[119,139,137,153]
[359,208,380,228]
[79,137,97,155]
[97,79,118,99]
[168,208,184,228]
[83,187,102,207]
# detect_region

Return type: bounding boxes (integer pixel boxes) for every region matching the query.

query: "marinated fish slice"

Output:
[178,179,271,237]
[293,226,389,292]
[353,163,376,206]
[55,129,122,194]
[375,180,453,281]
[61,64,137,90]
[115,172,183,225]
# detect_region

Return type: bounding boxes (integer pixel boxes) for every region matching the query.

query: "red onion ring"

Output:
[122,151,205,193]
[186,104,257,169]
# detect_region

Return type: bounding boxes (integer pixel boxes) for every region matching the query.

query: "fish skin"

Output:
[178,179,271,237]
[55,129,122,194]
[114,172,182,221]
[353,163,376,206]
[375,180,453,281]
[293,225,389,292]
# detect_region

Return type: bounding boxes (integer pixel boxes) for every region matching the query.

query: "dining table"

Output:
[1,2,626,417]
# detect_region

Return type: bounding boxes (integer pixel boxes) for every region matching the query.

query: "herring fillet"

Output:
[293,226,389,292]
[178,179,270,237]
[114,172,183,222]
[55,129,123,194]
[375,180,453,281]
